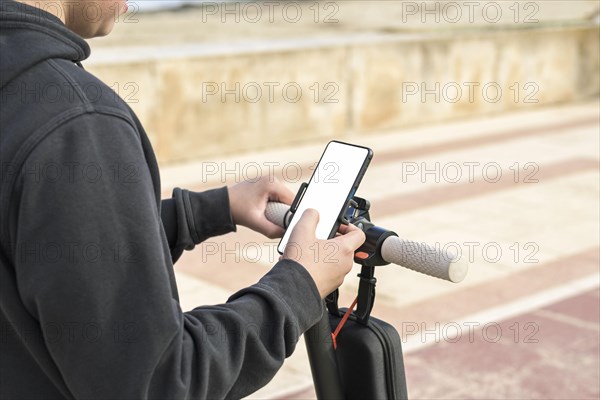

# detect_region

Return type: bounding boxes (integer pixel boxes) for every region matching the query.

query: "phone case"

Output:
[278,140,373,253]
[324,141,373,239]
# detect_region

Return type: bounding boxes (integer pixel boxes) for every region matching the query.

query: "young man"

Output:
[0,0,366,398]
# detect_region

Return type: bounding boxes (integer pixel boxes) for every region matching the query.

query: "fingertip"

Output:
[337,223,363,237]
[352,230,367,247]
[334,228,366,249]
[282,189,295,206]
[274,190,295,207]
[338,223,360,234]
[349,223,364,233]
[303,208,320,221]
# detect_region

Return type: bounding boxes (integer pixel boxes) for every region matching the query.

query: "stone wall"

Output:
[87,25,599,164]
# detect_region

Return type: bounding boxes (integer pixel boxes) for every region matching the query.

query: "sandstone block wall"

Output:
[87,25,599,164]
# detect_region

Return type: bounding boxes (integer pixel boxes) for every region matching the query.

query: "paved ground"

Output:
[404,287,600,399]
[160,100,599,399]
[285,286,599,400]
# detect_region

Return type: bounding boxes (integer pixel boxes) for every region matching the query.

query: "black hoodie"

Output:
[0,1,322,398]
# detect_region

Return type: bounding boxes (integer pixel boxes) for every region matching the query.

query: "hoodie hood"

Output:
[0,0,89,90]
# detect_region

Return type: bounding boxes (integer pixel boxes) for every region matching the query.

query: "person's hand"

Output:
[282,209,366,298]
[228,176,295,239]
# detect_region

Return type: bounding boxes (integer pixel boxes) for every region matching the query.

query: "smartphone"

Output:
[277,141,373,254]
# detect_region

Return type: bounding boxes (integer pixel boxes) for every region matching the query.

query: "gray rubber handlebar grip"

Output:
[381,237,467,283]
[265,202,467,283]
[265,201,291,229]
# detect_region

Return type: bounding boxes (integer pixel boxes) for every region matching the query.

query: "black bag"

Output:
[323,262,408,400]
[327,311,408,400]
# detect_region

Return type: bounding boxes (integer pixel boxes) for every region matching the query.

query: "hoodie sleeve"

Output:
[13,112,323,400]
[161,187,237,263]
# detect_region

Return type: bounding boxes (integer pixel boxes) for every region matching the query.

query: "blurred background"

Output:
[86,1,599,398]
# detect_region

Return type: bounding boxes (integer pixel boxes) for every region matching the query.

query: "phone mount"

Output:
[285,182,308,227]
[288,184,398,325]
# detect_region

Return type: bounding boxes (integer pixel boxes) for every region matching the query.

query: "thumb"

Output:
[333,224,366,251]
[289,208,320,240]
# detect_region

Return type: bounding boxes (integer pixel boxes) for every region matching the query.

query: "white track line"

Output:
[403,273,600,354]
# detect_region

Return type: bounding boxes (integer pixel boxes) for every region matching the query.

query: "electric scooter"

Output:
[265,197,468,399]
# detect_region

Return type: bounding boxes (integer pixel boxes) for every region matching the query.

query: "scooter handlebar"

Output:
[266,202,467,283]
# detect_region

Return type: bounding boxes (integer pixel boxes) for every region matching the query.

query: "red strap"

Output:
[331,297,358,350]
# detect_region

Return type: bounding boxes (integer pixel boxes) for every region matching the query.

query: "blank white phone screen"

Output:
[278,142,369,253]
